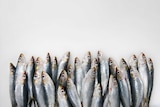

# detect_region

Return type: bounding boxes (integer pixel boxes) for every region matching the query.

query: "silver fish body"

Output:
[26,56,35,102]
[33,70,47,107]
[130,67,144,107]
[120,58,132,106]
[103,90,109,107]
[42,71,55,107]
[66,78,82,107]
[108,75,120,107]
[81,51,91,74]
[138,53,149,106]
[57,51,70,80]
[91,83,102,107]
[15,71,28,107]
[51,56,58,84]
[97,51,109,96]
[43,53,52,78]
[82,67,96,107]
[9,63,17,107]
[74,57,84,101]
[57,85,70,107]
[116,68,130,107]
[91,58,98,86]
[147,58,154,104]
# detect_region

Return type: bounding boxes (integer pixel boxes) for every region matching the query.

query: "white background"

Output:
[0,0,160,106]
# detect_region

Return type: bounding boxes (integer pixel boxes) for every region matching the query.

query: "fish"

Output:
[51,56,58,84]
[147,58,154,104]
[67,64,74,83]
[66,78,82,107]
[43,53,52,78]
[129,55,138,71]
[130,67,144,107]
[42,71,55,107]
[74,57,84,101]
[97,51,109,96]
[57,51,70,80]
[81,51,91,74]
[120,58,132,106]
[57,85,70,107]
[116,67,130,107]
[15,71,28,107]
[108,75,120,107]
[82,67,96,107]
[91,83,102,107]
[108,57,118,77]
[33,70,47,107]
[15,53,26,82]
[58,69,68,87]
[35,57,43,73]
[138,53,149,106]
[26,56,35,103]
[91,58,99,86]
[9,63,17,107]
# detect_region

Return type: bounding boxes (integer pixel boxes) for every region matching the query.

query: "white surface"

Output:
[0,0,160,106]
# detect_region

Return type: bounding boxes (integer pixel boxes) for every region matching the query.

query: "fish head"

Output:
[91,58,98,68]
[17,53,26,64]
[116,67,123,80]
[139,52,147,64]
[35,57,43,71]
[94,83,102,96]
[129,54,138,67]
[33,71,41,84]
[120,58,128,70]
[52,56,57,64]
[58,85,67,98]
[97,51,103,61]
[42,71,49,84]
[20,71,27,84]
[45,52,51,63]
[82,51,91,63]
[59,70,68,84]
[9,63,15,75]
[67,64,73,76]
[66,78,73,88]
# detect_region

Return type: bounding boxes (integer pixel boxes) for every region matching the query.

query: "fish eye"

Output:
[110,61,112,64]
[34,74,37,78]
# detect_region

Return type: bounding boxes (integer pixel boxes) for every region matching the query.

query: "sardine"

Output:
[33,70,47,107]
[138,53,149,106]
[81,51,91,74]
[58,70,68,87]
[66,78,82,107]
[91,83,102,107]
[130,67,144,107]
[57,85,70,107]
[67,64,74,83]
[116,68,130,107]
[52,56,58,84]
[74,57,84,101]
[42,71,55,107]
[82,67,96,107]
[35,57,43,73]
[108,75,120,107]
[26,56,35,103]
[108,57,118,77]
[97,51,109,96]
[15,53,26,82]
[57,51,70,80]
[129,55,138,71]
[147,58,154,104]
[15,71,28,107]
[120,58,132,106]
[91,58,98,86]
[9,63,17,107]
[43,53,52,78]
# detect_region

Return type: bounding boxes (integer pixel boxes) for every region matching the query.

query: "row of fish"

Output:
[9,51,154,107]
